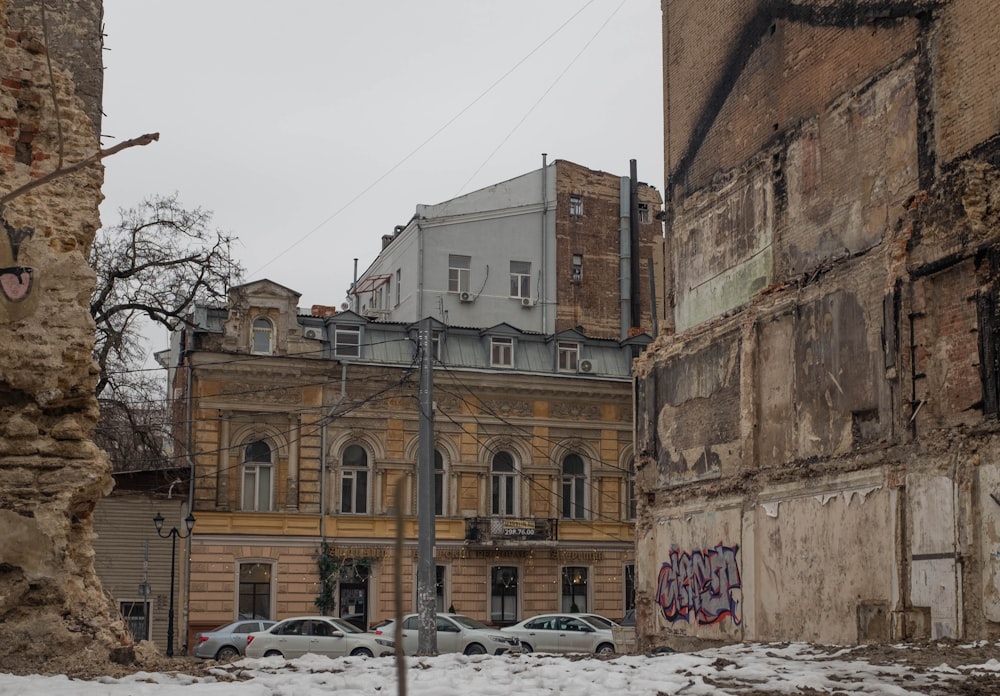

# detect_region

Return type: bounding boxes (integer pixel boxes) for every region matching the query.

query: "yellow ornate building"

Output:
[172,279,646,645]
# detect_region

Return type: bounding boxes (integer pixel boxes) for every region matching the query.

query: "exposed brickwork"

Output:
[553,160,663,337]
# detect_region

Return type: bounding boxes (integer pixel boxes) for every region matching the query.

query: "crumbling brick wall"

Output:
[1,0,131,673]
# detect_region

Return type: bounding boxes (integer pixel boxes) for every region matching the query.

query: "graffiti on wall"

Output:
[1,215,36,321]
[655,543,742,626]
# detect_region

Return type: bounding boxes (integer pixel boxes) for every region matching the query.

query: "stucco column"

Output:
[216,412,231,510]
[286,414,300,511]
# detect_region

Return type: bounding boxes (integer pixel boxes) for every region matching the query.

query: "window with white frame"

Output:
[252,317,273,354]
[239,562,272,620]
[242,440,274,511]
[491,336,513,367]
[341,444,369,513]
[333,324,361,358]
[561,453,586,519]
[491,450,517,516]
[448,254,471,293]
[509,260,531,299]
[557,342,579,372]
[395,269,401,306]
[569,194,583,217]
[561,566,589,613]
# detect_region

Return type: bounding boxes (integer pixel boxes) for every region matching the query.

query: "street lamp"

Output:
[153,511,195,657]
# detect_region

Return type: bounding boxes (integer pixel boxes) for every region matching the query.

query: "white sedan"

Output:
[500,613,617,654]
[245,615,393,659]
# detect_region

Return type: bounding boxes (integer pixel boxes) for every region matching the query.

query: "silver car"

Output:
[245,615,393,659]
[373,613,520,655]
[193,619,276,660]
[500,613,617,654]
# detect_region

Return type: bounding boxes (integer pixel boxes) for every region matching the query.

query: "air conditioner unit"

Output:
[459,291,474,303]
[303,328,322,340]
[367,308,390,320]
[578,359,593,373]
[520,297,534,307]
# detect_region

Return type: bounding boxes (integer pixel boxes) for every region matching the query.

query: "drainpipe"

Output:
[629,159,641,330]
[320,362,349,544]
[541,153,548,332]
[619,176,631,339]
[417,221,425,319]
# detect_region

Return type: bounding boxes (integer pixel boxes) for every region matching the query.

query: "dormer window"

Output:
[252,317,273,354]
[557,341,579,372]
[333,323,361,358]
[491,336,514,367]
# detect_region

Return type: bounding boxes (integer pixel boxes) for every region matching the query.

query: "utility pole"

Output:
[416,316,438,654]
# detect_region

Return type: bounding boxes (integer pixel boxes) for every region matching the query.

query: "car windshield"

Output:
[582,614,615,629]
[450,615,488,630]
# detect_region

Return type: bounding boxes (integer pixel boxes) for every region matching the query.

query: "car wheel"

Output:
[215,645,240,661]
[596,642,615,655]
[263,650,283,658]
[463,643,487,655]
[350,647,374,657]
[519,642,533,653]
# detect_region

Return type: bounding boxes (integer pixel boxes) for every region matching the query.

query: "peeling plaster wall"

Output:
[640,0,1000,648]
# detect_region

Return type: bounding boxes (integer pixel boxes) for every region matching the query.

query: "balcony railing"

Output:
[465,516,558,544]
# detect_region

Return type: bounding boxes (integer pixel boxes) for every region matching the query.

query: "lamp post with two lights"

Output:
[153,511,195,657]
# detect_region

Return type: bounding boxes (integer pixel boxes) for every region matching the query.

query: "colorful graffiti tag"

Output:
[655,543,742,626]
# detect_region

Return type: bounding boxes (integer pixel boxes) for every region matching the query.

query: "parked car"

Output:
[245,615,393,659]
[373,613,520,655]
[194,619,277,661]
[501,613,617,655]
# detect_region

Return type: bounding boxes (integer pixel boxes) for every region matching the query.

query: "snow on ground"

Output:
[3,642,1000,695]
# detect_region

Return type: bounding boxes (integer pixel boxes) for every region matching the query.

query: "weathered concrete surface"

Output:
[639,0,1000,648]
[1,0,131,674]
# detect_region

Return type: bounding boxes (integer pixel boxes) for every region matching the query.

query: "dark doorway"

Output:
[339,582,368,630]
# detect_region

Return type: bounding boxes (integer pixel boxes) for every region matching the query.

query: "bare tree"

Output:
[90,193,242,470]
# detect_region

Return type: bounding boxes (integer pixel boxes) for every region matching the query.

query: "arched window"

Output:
[434,449,446,516]
[341,444,369,514]
[242,440,273,511]
[252,317,273,354]
[491,451,517,516]
[561,453,586,519]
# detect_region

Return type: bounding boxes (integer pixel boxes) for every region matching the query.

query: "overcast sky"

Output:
[99,1,664,331]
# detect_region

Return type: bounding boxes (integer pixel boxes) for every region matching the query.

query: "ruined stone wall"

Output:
[638,0,1000,647]
[1,0,131,673]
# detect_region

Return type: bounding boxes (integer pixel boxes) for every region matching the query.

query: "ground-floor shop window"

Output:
[562,566,589,613]
[239,562,272,619]
[490,566,518,625]
[436,565,447,612]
